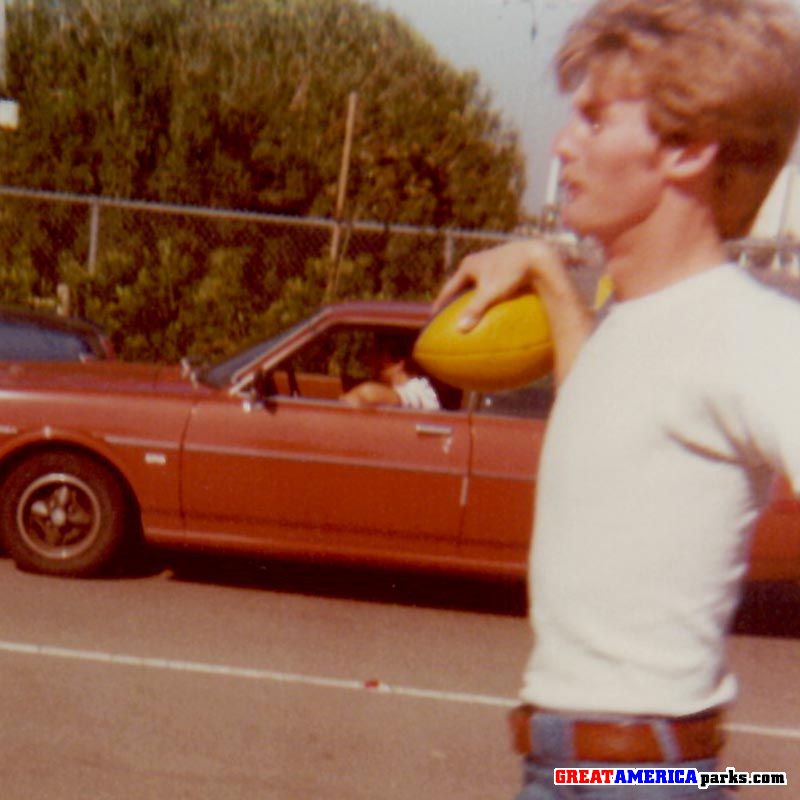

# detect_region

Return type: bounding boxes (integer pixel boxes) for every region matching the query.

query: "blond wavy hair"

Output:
[556,0,800,238]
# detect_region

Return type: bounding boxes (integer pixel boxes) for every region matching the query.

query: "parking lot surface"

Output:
[0,555,797,799]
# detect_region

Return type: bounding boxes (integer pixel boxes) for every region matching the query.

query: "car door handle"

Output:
[415,423,453,437]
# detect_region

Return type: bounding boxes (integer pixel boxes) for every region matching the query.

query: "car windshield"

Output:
[198,319,307,388]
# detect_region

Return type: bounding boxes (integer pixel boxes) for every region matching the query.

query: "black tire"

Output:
[0,450,127,577]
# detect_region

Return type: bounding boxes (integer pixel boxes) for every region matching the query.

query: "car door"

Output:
[458,379,553,576]
[180,326,471,564]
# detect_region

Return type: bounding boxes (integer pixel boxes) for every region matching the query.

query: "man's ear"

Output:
[664,140,719,182]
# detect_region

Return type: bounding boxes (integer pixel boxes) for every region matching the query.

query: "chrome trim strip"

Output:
[183,442,463,477]
[415,423,453,437]
[470,470,534,484]
[104,435,180,451]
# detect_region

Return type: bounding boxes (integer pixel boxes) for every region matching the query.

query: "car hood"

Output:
[0,360,207,397]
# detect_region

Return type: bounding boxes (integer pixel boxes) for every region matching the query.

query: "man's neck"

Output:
[602,204,727,302]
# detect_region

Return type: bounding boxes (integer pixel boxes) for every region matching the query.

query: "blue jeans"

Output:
[513,709,730,799]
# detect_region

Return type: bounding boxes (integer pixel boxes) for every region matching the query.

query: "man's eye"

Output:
[580,107,602,133]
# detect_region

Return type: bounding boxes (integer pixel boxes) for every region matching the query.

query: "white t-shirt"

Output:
[395,376,440,410]
[520,264,800,716]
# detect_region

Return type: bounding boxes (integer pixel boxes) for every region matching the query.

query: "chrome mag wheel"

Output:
[17,472,102,562]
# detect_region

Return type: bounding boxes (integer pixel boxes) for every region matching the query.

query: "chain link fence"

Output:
[0,185,602,300]
[0,186,561,361]
[0,185,796,360]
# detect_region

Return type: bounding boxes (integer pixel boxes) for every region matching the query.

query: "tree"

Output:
[0,0,526,361]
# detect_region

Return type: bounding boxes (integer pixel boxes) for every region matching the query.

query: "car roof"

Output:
[0,305,105,336]
[313,299,433,327]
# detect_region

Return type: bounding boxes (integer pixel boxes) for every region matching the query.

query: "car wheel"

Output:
[0,451,127,577]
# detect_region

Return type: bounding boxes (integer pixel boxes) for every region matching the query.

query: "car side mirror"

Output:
[254,369,278,398]
[240,371,276,413]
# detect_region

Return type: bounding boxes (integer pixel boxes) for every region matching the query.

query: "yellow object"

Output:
[414,290,554,391]
[594,274,614,309]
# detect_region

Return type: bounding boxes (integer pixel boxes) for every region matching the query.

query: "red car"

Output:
[0,300,796,581]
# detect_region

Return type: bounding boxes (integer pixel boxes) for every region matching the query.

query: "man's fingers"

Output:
[455,291,495,332]
[432,271,472,313]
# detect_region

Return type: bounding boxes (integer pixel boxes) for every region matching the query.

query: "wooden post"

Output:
[443,230,455,274]
[327,91,358,299]
[87,201,100,276]
[56,282,70,317]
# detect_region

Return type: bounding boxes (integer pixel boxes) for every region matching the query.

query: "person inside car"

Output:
[339,334,440,410]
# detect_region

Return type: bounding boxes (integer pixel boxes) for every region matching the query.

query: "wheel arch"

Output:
[0,439,143,531]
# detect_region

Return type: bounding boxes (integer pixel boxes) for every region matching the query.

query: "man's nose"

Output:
[554,117,579,163]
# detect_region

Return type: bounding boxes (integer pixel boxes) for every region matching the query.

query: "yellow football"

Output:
[414,290,554,391]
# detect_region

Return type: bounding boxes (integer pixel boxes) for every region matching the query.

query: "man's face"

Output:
[554,64,672,244]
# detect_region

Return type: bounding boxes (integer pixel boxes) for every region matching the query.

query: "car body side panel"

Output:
[748,477,800,580]
[458,413,544,576]
[0,388,191,535]
[180,394,471,563]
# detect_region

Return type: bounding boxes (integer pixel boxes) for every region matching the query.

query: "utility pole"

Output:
[327,91,358,299]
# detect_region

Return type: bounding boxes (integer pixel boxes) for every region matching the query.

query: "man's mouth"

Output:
[559,178,579,203]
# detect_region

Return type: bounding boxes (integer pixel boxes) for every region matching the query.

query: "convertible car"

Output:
[0,300,797,581]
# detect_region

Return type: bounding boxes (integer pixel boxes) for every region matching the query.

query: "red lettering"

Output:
[553,767,615,785]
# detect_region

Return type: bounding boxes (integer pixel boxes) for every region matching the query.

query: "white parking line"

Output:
[0,638,513,707]
[1,638,799,742]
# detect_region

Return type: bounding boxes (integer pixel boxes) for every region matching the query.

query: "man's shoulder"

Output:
[719,266,800,320]
[397,376,441,410]
[702,266,800,375]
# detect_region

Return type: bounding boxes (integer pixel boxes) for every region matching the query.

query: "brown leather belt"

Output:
[508,704,725,763]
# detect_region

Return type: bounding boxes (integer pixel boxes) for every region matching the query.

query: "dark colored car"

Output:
[0,306,114,361]
[0,300,795,582]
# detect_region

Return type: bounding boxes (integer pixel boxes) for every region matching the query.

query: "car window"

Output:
[202,318,308,387]
[476,375,554,419]
[290,326,381,383]
[0,320,95,361]
[262,326,408,401]
[259,324,463,411]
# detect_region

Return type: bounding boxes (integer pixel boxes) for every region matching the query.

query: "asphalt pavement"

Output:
[0,554,797,799]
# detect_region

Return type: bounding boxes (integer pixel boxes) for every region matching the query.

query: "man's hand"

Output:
[433,239,566,331]
[432,238,595,385]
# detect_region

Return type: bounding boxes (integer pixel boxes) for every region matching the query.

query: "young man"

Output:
[435,1,800,797]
